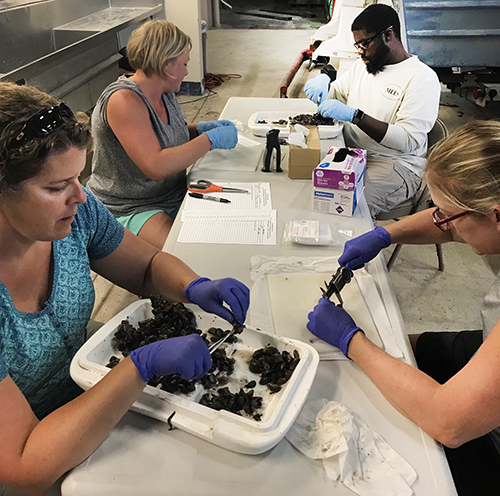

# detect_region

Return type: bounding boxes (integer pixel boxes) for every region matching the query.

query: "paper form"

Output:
[183,182,272,213]
[178,210,277,245]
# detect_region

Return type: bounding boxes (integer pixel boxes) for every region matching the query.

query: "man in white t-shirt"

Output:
[305,4,441,217]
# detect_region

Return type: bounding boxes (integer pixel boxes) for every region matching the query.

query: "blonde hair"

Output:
[0,82,91,191]
[127,20,192,78]
[425,120,500,215]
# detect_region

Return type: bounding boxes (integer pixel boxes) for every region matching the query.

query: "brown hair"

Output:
[0,82,91,191]
[425,120,500,215]
[126,20,192,78]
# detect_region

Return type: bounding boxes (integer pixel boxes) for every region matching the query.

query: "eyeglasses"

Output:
[432,207,470,232]
[353,26,393,51]
[12,102,74,146]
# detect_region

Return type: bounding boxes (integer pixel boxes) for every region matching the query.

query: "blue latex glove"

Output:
[196,120,234,134]
[185,277,250,324]
[202,122,238,150]
[338,226,391,271]
[318,99,356,123]
[130,334,212,382]
[304,73,331,104]
[307,298,363,358]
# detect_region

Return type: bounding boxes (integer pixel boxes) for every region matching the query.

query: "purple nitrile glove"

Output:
[304,73,331,104]
[318,99,356,123]
[184,277,250,324]
[307,298,363,358]
[338,226,391,271]
[203,122,238,150]
[196,119,234,134]
[130,334,212,382]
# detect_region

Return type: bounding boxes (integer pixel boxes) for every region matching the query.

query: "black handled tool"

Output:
[262,128,282,173]
[320,266,353,308]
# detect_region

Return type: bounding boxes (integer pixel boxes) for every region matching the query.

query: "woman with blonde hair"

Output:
[87,20,237,249]
[307,120,500,495]
[0,82,248,495]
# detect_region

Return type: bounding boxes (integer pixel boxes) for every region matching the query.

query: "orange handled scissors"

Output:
[188,179,249,194]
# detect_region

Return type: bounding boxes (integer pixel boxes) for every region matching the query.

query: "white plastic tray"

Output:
[70,299,319,455]
[248,111,343,139]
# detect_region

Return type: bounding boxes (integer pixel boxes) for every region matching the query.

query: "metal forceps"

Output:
[208,322,245,354]
[188,179,248,194]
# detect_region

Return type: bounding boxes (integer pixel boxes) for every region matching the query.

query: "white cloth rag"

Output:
[286,399,417,496]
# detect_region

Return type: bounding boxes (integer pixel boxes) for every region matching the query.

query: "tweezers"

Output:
[208,323,245,354]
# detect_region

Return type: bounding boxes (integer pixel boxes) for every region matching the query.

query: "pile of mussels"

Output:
[106,297,300,419]
[289,113,335,126]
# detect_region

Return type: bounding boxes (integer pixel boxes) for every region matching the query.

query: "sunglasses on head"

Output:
[12,102,75,146]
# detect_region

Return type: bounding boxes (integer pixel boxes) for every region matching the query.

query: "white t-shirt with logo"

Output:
[327,56,441,177]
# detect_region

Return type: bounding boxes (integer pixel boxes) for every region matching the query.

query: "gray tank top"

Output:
[87,76,189,217]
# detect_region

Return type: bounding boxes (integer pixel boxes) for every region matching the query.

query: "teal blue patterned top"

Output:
[0,189,124,418]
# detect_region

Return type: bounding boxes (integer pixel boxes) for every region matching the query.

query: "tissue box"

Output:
[313,147,367,190]
[288,126,321,179]
[311,147,366,217]
[312,183,363,217]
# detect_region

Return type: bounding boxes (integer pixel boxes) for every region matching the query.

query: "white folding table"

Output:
[62,98,456,496]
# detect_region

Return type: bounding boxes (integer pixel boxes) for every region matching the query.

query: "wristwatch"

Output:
[352,109,365,125]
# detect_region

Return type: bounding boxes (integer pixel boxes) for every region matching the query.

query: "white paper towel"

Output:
[286,399,417,496]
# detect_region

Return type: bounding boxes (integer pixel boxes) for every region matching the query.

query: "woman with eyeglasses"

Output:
[0,82,249,495]
[308,120,500,496]
[86,20,238,250]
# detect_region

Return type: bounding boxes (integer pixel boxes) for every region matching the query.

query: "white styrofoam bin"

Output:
[70,299,319,455]
[248,111,342,139]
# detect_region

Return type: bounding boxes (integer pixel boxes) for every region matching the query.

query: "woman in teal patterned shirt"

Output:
[0,82,250,495]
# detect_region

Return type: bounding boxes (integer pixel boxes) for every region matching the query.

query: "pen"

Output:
[189,192,231,203]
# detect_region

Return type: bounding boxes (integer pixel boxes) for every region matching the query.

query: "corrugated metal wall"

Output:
[403,0,500,67]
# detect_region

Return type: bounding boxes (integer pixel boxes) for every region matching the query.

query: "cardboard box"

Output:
[313,147,367,190]
[312,183,364,217]
[288,125,321,179]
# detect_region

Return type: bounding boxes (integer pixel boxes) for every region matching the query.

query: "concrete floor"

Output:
[92,28,500,338]
[218,0,326,30]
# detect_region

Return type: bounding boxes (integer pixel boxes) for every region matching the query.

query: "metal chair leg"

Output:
[388,243,444,272]
[386,243,403,271]
[436,244,444,271]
